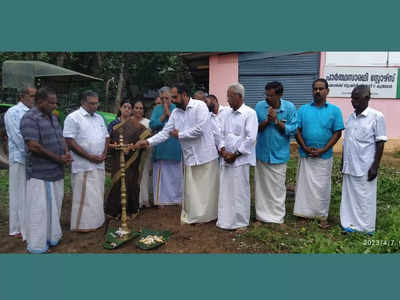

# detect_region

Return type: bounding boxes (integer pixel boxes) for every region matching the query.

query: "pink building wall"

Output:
[320,52,400,138]
[209,53,238,106]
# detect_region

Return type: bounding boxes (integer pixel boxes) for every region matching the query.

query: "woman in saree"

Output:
[105,100,151,220]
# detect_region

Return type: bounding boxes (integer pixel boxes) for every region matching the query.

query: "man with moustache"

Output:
[340,85,386,234]
[135,83,219,224]
[255,81,297,225]
[294,79,344,228]
[20,87,71,253]
[63,90,110,232]
[205,94,229,149]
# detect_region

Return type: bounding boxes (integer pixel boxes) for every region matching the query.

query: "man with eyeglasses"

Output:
[135,83,219,224]
[254,81,297,226]
[149,86,183,207]
[4,85,36,239]
[63,90,110,232]
[294,79,344,228]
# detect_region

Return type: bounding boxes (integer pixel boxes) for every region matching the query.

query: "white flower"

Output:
[115,227,129,237]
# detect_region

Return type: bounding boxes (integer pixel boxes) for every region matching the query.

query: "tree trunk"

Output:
[55,52,66,67]
[114,63,125,114]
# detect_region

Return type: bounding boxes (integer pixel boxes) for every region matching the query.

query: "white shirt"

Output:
[210,105,229,149]
[4,102,30,164]
[63,107,110,173]
[342,107,387,177]
[148,98,218,166]
[219,104,258,167]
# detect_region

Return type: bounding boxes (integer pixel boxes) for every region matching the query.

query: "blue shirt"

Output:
[255,99,298,164]
[297,101,344,159]
[4,102,30,164]
[149,104,182,162]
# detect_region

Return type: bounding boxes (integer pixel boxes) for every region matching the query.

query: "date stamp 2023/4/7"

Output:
[363,240,400,247]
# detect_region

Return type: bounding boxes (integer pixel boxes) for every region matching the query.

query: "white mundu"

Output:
[25,178,64,254]
[148,98,219,223]
[255,162,287,224]
[293,156,334,220]
[340,107,387,233]
[217,104,258,230]
[63,107,109,231]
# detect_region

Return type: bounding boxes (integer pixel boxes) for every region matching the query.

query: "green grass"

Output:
[0,155,399,253]
[242,155,400,253]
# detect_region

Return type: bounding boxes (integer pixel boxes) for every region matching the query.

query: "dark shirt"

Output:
[20,106,65,181]
[107,118,120,134]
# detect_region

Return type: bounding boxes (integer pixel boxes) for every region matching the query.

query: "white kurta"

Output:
[139,118,152,208]
[217,104,258,229]
[148,98,219,223]
[293,157,333,220]
[217,165,250,229]
[70,169,105,231]
[8,162,27,237]
[340,107,387,233]
[181,159,219,224]
[340,175,377,233]
[25,178,64,254]
[148,98,218,166]
[255,161,287,224]
[153,160,183,205]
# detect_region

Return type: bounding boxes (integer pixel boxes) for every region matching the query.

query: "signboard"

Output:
[324,66,400,99]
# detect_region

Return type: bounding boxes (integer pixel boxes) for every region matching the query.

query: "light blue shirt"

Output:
[149,104,182,162]
[297,101,344,159]
[4,102,30,164]
[255,99,298,164]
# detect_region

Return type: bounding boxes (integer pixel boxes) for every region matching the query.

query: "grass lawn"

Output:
[243,155,400,253]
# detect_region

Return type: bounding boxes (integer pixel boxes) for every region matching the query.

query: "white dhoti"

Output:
[71,169,105,231]
[340,174,377,233]
[293,157,333,220]
[255,161,287,224]
[181,159,219,224]
[139,150,153,208]
[8,162,26,237]
[217,164,250,230]
[25,178,64,254]
[153,160,183,206]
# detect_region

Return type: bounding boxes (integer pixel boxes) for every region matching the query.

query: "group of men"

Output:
[5,87,109,253]
[5,78,386,253]
[134,79,386,235]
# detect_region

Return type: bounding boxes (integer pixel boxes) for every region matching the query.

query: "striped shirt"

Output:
[20,106,65,181]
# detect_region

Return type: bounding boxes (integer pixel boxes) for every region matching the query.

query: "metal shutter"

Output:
[239,52,320,108]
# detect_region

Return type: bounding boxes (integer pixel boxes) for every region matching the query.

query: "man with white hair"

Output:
[4,85,36,238]
[135,83,219,224]
[340,85,386,234]
[149,86,183,207]
[217,83,258,230]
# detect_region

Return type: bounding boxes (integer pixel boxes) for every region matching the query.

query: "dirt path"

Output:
[0,195,249,254]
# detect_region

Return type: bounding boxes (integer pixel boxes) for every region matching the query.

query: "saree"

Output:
[105,118,151,217]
